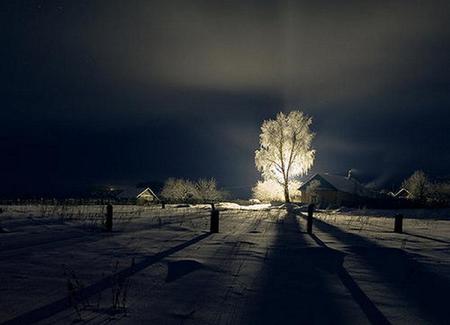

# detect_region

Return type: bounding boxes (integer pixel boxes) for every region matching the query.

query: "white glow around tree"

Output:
[255,111,315,202]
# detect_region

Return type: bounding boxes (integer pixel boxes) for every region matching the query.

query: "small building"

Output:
[117,187,159,204]
[393,188,411,199]
[298,173,375,208]
[136,187,159,205]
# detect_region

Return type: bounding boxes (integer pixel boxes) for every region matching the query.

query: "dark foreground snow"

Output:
[0,205,449,324]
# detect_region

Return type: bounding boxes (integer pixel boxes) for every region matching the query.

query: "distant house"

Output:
[117,187,159,204]
[393,188,411,199]
[298,173,376,208]
[136,187,159,204]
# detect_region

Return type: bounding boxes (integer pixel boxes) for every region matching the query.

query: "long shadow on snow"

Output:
[242,212,386,325]
[311,216,450,325]
[2,232,211,325]
[403,231,450,244]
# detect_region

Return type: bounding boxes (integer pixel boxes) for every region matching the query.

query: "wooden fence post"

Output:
[210,206,219,233]
[394,214,403,233]
[105,204,113,232]
[0,208,4,233]
[307,203,314,234]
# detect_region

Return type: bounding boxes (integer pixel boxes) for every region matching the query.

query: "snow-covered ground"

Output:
[0,204,449,324]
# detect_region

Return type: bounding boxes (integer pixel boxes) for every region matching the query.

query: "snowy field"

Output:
[0,204,449,324]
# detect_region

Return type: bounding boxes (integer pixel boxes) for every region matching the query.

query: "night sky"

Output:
[1,0,450,197]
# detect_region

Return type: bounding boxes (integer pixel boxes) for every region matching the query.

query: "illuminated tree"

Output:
[402,170,430,202]
[252,179,301,202]
[255,111,315,203]
[161,178,196,203]
[194,178,224,202]
[306,179,321,195]
[161,178,224,203]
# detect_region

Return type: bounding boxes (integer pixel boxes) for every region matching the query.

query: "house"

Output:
[298,172,375,208]
[393,188,411,199]
[136,187,159,204]
[117,187,159,204]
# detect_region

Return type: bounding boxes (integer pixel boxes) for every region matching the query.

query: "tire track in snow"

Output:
[154,209,277,324]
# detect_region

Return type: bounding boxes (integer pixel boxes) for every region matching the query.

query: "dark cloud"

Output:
[1,0,450,196]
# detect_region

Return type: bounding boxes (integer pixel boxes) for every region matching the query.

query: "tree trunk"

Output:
[284,182,290,203]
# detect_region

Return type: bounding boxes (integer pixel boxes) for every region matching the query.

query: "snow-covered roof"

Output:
[299,173,374,197]
[117,187,159,200]
[137,187,159,200]
[394,188,411,198]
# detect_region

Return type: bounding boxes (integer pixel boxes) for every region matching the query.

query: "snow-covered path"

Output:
[0,206,449,324]
[311,212,450,325]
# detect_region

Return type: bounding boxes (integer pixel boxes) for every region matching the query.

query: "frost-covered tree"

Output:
[194,178,223,203]
[429,181,450,204]
[252,179,301,202]
[255,111,315,202]
[161,178,196,203]
[161,178,224,203]
[306,179,321,195]
[402,170,430,202]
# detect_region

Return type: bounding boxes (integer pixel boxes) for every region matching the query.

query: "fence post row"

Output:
[307,203,314,234]
[105,204,113,232]
[394,214,403,233]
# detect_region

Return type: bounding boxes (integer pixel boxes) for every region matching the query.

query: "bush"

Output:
[161,178,224,203]
[161,178,196,203]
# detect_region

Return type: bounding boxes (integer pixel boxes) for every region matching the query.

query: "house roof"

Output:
[299,173,374,197]
[394,188,411,198]
[137,187,159,200]
[117,187,159,200]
